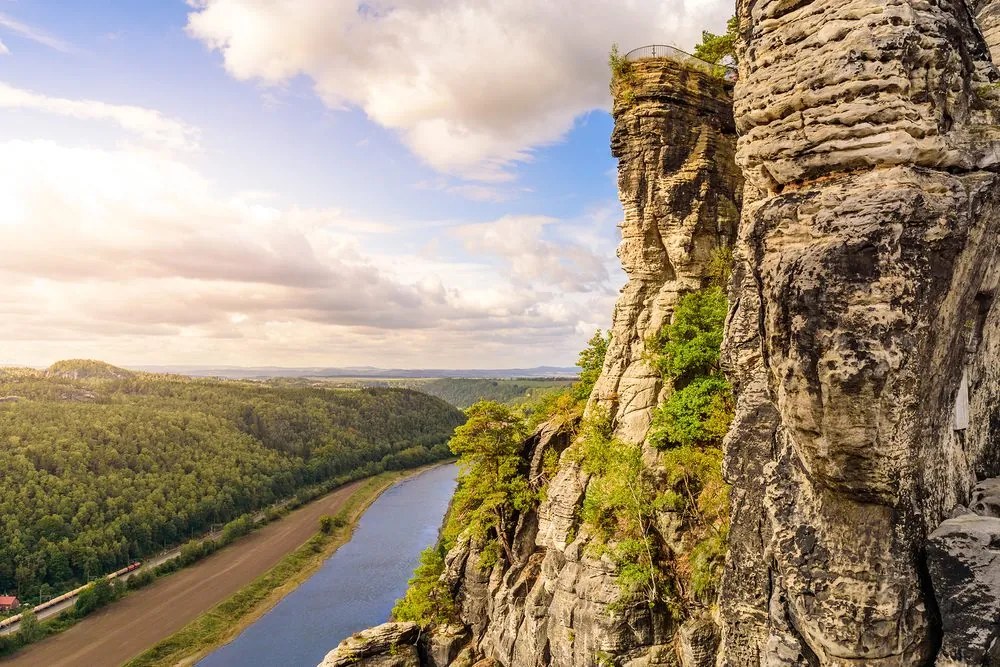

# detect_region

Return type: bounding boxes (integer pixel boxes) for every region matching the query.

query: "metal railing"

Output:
[624,45,738,82]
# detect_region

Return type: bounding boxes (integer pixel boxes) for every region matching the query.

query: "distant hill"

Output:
[413,378,574,409]
[46,359,133,380]
[132,365,580,380]
[0,364,463,601]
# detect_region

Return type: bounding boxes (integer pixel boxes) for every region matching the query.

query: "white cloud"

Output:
[185,0,732,180]
[0,12,74,53]
[0,38,8,55]
[0,81,200,151]
[453,215,609,291]
[0,138,618,367]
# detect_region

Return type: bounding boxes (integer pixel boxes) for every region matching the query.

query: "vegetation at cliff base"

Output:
[579,280,733,612]
[392,330,610,627]
[0,362,463,603]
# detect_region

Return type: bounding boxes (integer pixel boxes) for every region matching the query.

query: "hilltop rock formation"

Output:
[720,1,1000,664]
[590,58,742,445]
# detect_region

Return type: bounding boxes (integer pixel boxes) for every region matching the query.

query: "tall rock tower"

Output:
[590,54,742,445]
[721,1,1000,664]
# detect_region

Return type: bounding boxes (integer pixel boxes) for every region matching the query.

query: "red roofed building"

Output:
[0,596,19,612]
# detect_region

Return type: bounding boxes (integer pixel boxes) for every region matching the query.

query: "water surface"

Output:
[198,463,458,667]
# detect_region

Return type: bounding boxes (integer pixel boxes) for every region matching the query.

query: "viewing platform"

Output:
[624,44,737,82]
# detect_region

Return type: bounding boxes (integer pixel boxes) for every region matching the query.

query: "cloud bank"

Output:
[186,0,732,180]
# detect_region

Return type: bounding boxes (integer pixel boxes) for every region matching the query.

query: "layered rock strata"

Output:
[720,1,1000,665]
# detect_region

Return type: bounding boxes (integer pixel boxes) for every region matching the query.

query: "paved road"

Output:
[0,479,365,667]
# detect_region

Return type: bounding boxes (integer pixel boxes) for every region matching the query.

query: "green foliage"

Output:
[390,546,457,627]
[648,377,734,449]
[693,16,739,67]
[649,287,727,384]
[647,287,733,451]
[574,330,610,402]
[689,527,728,603]
[16,609,41,643]
[609,43,637,106]
[74,577,119,617]
[0,367,463,600]
[450,401,532,564]
[577,411,667,609]
[417,378,574,410]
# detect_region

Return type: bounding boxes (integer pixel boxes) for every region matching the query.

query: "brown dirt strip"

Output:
[1,479,365,667]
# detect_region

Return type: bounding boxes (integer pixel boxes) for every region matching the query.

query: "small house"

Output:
[0,596,19,612]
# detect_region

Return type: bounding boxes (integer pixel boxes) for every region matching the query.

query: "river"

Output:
[197,463,459,667]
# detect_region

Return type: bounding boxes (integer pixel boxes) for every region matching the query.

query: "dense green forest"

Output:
[0,361,463,600]
[413,378,574,409]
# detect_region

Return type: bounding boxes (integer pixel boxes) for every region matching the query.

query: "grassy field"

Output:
[124,463,450,667]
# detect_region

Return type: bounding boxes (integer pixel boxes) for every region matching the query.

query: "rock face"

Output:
[439,58,738,667]
[590,58,742,445]
[927,508,1000,665]
[720,1,1000,665]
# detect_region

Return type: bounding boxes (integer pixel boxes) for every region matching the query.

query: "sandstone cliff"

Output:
[720,1,1000,664]
[320,55,741,667]
[320,3,1000,666]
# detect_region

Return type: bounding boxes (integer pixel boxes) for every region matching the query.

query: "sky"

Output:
[0,0,732,369]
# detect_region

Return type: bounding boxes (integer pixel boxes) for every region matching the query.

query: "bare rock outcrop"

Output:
[927,509,1000,665]
[721,1,1000,665]
[319,622,422,667]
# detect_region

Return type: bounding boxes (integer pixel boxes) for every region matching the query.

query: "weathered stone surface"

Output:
[590,57,742,446]
[735,0,1000,193]
[721,1,1000,665]
[927,512,1000,666]
[427,625,472,667]
[974,0,1000,64]
[319,622,421,667]
[971,477,1000,518]
[676,615,719,667]
[416,57,744,667]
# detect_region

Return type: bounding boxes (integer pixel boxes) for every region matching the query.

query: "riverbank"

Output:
[0,462,451,667]
[129,461,454,667]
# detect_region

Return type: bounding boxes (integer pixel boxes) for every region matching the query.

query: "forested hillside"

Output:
[0,361,463,600]
[414,378,574,409]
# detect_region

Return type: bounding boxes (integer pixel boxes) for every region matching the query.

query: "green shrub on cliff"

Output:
[648,286,733,449]
[578,411,669,609]
[609,43,637,106]
[694,16,739,67]
[391,545,457,627]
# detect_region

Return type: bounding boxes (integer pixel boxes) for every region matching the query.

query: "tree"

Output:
[573,330,611,401]
[17,609,42,643]
[450,401,532,565]
[694,16,739,67]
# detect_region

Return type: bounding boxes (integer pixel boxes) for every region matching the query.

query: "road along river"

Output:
[198,462,458,667]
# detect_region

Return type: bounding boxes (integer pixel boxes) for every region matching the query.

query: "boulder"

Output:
[318,622,421,667]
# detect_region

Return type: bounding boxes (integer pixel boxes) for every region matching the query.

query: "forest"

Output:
[413,378,574,409]
[0,360,464,601]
